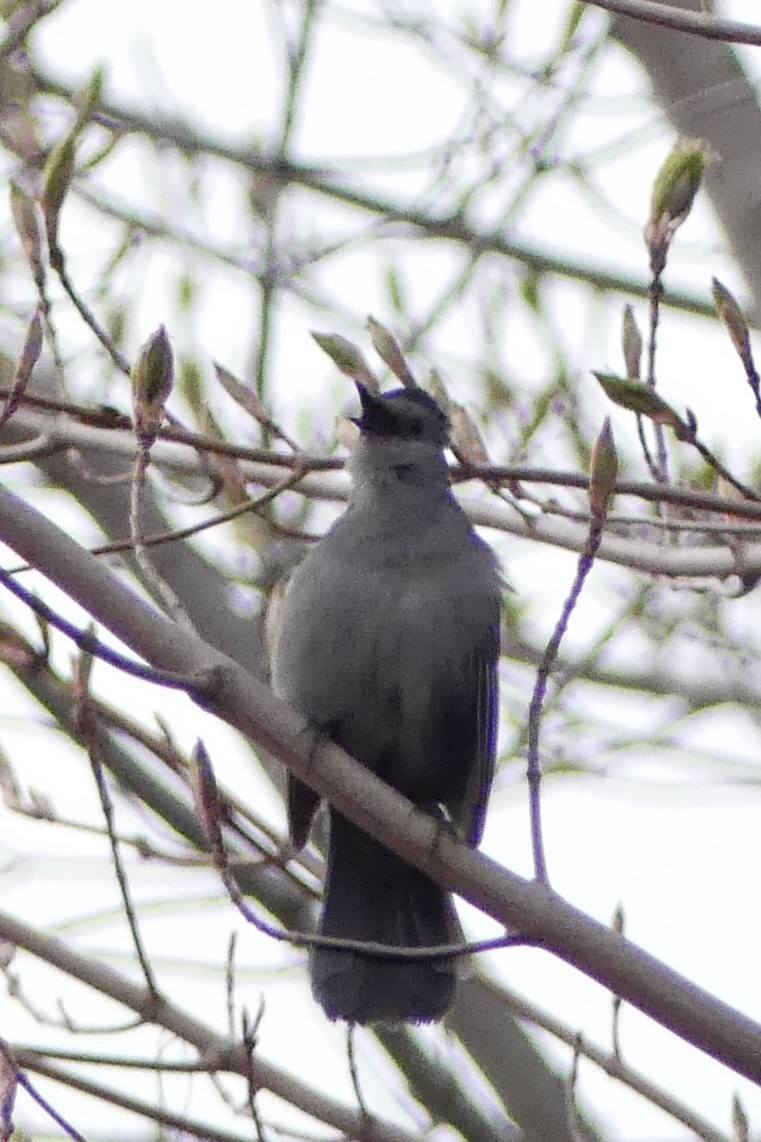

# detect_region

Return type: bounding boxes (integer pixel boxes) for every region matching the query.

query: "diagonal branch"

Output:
[0,484,760,1082]
[0,912,412,1142]
[582,0,761,44]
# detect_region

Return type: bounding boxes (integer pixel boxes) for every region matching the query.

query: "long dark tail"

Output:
[311,812,460,1024]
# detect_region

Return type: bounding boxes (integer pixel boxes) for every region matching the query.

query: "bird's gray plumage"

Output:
[272,384,501,1024]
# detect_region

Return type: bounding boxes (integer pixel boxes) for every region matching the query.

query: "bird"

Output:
[272,382,501,1024]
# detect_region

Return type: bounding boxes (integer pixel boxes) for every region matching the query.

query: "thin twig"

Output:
[683,422,761,503]
[0,431,61,464]
[738,346,761,420]
[130,439,193,624]
[347,1026,370,1121]
[225,933,237,1040]
[0,0,66,61]
[85,742,160,997]
[14,1047,271,1142]
[195,740,532,963]
[0,1037,89,1142]
[611,905,625,1061]
[565,1034,585,1142]
[253,0,320,404]
[48,243,132,377]
[242,1004,268,1142]
[526,515,607,884]
[0,308,44,430]
[481,973,731,1142]
[645,276,670,484]
[95,462,315,559]
[0,566,198,691]
[634,411,660,483]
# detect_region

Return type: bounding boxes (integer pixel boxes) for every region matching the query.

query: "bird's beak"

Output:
[351,382,386,431]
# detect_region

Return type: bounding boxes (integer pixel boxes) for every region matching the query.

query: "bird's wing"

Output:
[456,626,500,848]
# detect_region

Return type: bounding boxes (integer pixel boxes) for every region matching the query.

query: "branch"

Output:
[5,406,761,580]
[611,6,761,313]
[0,484,760,1082]
[0,0,64,62]
[12,1049,288,1142]
[473,976,730,1142]
[581,0,761,44]
[0,914,412,1142]
[8,394,761,519]
[28,65,718,318]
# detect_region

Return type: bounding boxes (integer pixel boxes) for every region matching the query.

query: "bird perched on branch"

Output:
[273,382,501,1024]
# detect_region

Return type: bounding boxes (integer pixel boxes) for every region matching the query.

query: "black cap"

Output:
[352,383,449,447]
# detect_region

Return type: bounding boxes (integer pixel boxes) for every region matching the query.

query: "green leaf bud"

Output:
[310,331,378,390]
[589,417,618,521]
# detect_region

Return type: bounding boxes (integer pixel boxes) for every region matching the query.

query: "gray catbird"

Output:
[272,383,501,1024]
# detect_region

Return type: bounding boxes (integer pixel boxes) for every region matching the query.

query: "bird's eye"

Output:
[408,420,424,438]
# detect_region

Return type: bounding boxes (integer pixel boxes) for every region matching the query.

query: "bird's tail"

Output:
[311,811,461,1024]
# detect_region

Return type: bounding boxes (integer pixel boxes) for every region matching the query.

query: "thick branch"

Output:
[584,0,761,43]
[0,485,760,1081]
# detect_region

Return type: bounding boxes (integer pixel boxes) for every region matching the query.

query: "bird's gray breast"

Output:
[272,506,499,800]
